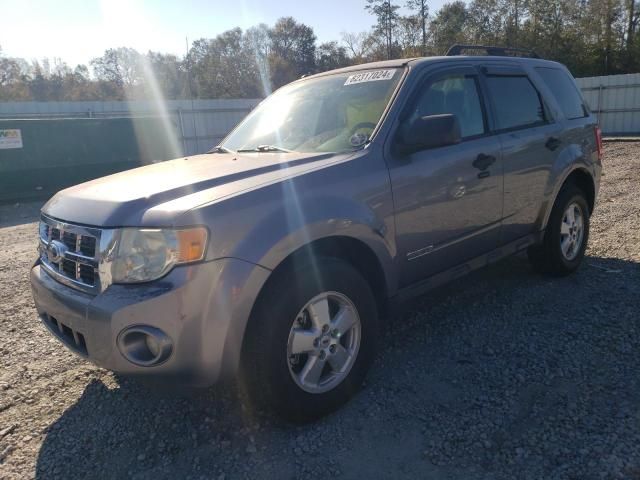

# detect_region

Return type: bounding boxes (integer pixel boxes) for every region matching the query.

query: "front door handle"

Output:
[473,153,496,171]
[545,136,562,151]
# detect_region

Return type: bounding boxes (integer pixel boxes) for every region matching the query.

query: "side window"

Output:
[413,74,486,138]
[535,67,588,119]
[485,75,547,130]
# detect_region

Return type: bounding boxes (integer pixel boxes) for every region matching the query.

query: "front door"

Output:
[387,66,504,288]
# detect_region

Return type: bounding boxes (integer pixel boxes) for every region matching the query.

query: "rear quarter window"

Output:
[535,67,588,120]
[485,75,547,131]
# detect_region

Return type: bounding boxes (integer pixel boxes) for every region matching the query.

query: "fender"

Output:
[233,192,398,295]
[535,123,599,231]
[534,143,597,232]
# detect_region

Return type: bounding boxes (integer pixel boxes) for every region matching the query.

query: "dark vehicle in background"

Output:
[31,46,602,421]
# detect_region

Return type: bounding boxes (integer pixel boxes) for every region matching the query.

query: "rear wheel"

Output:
[240,258,378,422]
[528,184,590,276]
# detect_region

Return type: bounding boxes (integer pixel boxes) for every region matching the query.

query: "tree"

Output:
[578,0,626,74]
[466,0,506,46]
[341,31,373,61]
[430,1,469,54]
[365,0,401,59]
[3,7,640,102]
[0,46,22,87]
[396,15,424,56]
[625,0,639,69]
[508,0,525,45]
[315,41,351,71]
[243,24,272,95]
[268,17,317,86]
[143,52,185,99]
[406,0,429,55]
[188,28,262,98]
[90,48,143,88]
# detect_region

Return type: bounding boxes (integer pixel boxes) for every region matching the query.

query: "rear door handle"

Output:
[545,136,562,151]
[473,153,496,171]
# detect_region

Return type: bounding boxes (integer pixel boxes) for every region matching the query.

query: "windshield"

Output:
[221,68,403,153]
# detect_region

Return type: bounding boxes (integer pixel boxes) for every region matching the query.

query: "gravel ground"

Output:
[1,142,639,480]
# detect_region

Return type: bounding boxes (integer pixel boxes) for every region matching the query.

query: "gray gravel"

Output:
[1,142,639,480]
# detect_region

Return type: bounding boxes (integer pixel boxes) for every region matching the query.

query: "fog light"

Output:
[145,335,160,357]
[117,326,172,367]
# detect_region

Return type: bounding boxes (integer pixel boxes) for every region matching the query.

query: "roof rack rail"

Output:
[445,44,540,59]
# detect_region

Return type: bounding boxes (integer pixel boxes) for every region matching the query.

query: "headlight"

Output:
[112,227,208,283]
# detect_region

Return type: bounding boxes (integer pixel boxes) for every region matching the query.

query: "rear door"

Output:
[480,65,563,243]
[387,65,504,287]
[533,66,596,159]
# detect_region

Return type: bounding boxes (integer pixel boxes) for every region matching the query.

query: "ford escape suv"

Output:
[31,46,602,421]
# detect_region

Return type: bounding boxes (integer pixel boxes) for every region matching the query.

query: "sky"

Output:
[0,0,450,67]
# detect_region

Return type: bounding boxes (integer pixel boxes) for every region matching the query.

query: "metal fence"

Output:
[0,99,261,156]
[576,73,640,136]
[0,117,179,202]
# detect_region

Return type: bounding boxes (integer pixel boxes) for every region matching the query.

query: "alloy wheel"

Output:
[560,202,585,261]
[286,291,362,394]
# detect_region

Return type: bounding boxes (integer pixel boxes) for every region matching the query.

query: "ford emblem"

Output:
[48,240,67,263]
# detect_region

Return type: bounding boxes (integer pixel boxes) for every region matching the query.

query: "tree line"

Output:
[0,0,638,102]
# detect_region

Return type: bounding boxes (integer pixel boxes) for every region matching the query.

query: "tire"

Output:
[240,257,378,422]
[528,183,590,276]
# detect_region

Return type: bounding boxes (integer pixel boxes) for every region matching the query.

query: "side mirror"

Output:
[398,113,462,154]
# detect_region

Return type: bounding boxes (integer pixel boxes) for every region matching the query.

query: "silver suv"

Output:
[31,47,602,421]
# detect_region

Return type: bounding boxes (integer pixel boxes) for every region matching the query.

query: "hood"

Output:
[43,151,346,227]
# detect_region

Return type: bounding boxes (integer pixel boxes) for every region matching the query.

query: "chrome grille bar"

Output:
[39,214,104,294]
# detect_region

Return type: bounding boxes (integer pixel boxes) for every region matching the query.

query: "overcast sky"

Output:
[0,0,451,66]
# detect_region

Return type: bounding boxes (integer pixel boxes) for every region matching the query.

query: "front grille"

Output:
[79,264,94,284]
[39,214,103,293]
[80,236,96,257]
[62,258,77,278]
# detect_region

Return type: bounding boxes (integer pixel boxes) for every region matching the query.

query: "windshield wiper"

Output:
[236,145,294,153]
[207,145,234,154]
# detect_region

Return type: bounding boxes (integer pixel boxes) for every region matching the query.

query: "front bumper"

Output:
[30,258,271,386]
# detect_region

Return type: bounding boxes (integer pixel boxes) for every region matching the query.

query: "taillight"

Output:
[595,125,603,160]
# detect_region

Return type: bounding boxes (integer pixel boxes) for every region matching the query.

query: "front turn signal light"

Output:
[176,227,208,263]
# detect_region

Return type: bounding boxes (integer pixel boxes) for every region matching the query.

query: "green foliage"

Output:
[268,17,317,86]
[365,0,402,58]
[405,0,429,55]
[430,1,469,54]
[187,29,262,98]
[0,1,638,102]
[316,42,351,72]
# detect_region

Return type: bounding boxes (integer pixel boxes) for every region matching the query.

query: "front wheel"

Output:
[528,184,590,276]
[240,258,378,422]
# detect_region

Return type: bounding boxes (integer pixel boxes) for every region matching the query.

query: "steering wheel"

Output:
[349,122,377,135]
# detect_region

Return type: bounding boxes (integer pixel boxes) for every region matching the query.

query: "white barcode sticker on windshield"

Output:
[344,69,395,85]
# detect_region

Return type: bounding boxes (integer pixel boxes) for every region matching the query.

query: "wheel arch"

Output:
[253,235,390,322]
[540,166,596,231]
[565,169,596,215]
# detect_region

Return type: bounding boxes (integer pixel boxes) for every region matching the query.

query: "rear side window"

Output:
[485,76,546,130]
[536,67,587,119]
